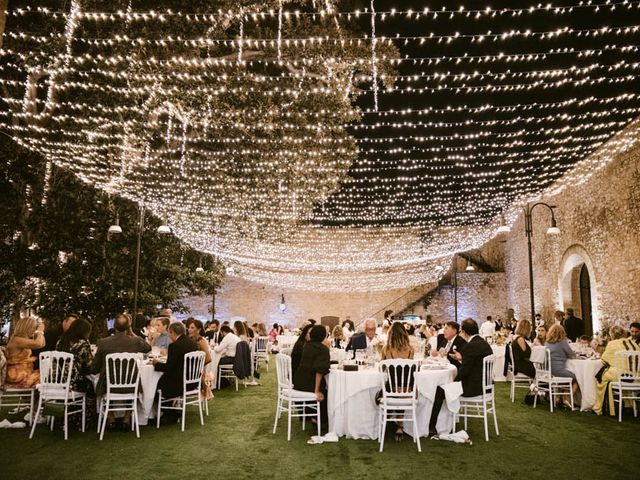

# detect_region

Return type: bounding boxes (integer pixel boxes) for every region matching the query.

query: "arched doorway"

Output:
[579,265,593,337]
[558,245,599,335]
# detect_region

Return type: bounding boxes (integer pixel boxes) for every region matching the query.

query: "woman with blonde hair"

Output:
[5,317,46,388]
[593,325,640,416]
[331,324,344,349]
[546,324,578,407]
[381,322,415,441]
[382,322,415,360]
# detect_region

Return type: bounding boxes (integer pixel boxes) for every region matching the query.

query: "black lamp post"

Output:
[109,205,171,317]
[523,202,561,323]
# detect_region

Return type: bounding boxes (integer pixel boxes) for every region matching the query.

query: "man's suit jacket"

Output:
[91,331,151,396]
[155,334,198,399]
[435,334,467,368]
[564,315,584,342]
[455,335,493,398]
[346,332,369,357]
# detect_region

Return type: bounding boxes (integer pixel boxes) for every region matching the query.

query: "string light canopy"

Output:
[1,0,639,291]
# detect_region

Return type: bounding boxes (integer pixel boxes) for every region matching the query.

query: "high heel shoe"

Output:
[395,428,404,442]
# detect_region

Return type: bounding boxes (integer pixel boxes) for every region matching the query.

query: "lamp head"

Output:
[108,224,122,234]
[546,217,560,235]
[157,224,171,234]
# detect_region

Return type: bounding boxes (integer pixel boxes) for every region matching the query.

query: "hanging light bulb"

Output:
[465,260,476,272]
[496,214,511,234]
[546,216,561,235]
[195,258,204,273]
[279,293,287,312]
[108,213,122,234]
[157,217,171,234]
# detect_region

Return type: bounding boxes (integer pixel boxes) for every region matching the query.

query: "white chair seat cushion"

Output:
[285,389,318,400]
[379,397,416,407]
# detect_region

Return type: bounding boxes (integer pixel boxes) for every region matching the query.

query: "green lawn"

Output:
[1,361,637,480]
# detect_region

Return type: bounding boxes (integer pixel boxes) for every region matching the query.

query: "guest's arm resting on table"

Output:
[314,373,325,401]
[153,343,176,372]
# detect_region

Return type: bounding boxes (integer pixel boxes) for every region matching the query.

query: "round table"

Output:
[327,363,458,439]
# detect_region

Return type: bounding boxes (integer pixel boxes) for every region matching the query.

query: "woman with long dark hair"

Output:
[291,324,314,375]
[56,318,94,394]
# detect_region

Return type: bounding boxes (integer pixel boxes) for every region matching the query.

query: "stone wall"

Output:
[397,273,507,327]
[502,131,640,333]
[181,275,410,328]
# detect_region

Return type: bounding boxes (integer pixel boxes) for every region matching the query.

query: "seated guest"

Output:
[545,324,579,407]
[430,321,467,368]
[185,318,212,365]
[153,322,199,424]
[331,324,344,349]
[56,318,94,394]
[5,317,46,388]
[204,319,221,344]
[346,318,378,356]
[533,325,547,346]
[268,323,280,343]
[511,320,536,378]
[293,325,331,429]
[429,318,492,437]
[132,311,150,340]
[41,314,77,353]
[578,335,592,347]
[244,321,255,339]
[629,322,640,345]
[382,322,414,360]
[381,322,415,440]
[150,317,171,353]
[291,324,314,374]
[91,314,151,397]
[479,316,496,339]
[342,319,355,340]
[254,322,268,337]
[593,325,640,416]
[213,325,240,367]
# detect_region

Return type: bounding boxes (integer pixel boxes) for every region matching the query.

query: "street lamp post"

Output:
[132,205,145,319]
[523,202,560,323]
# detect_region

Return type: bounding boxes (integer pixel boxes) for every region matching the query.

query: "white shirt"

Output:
[479,321,496,338]
[214,332,240,358]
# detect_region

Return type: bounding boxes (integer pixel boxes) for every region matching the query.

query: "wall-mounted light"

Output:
[279,293,286,312]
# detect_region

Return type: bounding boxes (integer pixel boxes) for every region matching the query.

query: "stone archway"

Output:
[558,245,599,335]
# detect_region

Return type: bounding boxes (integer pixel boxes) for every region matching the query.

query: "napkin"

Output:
[0,419,27,429]
[443,381,463,413]
[307,432,339,444]
[435,430,472,444]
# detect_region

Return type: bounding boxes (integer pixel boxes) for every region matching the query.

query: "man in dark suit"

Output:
[153,322,198,425]
[346,318,378,357]
[564,308,584,342]
[428,318,493,436]
[91,313,151,397]
[431,321,467,368]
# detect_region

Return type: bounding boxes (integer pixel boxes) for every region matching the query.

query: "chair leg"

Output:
[549,387,554,413]
[81,397,86,433]
[63,404,69,440]
[29,391,35,426]
[29,397,43,439]
[181,398,187,432]
[99,400,109,441]
[272,393,281,434]
[134,405,140,438]
[379,408,387,453]
[316,401,321,437]
[483,402,489,442]
[618,386,623,422]
[413,407,421,453]
[511,379,515,402]
[199,395,205,426]
[492,398,500,436]
[157,392,162,429]
[287,400,292,441]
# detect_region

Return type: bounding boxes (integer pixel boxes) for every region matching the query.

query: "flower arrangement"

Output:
[493,328,510,346]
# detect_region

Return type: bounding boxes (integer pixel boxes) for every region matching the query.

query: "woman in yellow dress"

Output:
[593,325,639,416]
[5,317,46,388]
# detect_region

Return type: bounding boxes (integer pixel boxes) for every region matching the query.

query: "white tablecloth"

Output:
[276,335,298,349]
[567,359,602,411]
[327,364,457,439]
[529,347,602,411]
[88,362,163,426]
[427,337,506,382]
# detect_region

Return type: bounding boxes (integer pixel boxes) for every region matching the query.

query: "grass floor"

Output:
[1,360,638,480]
